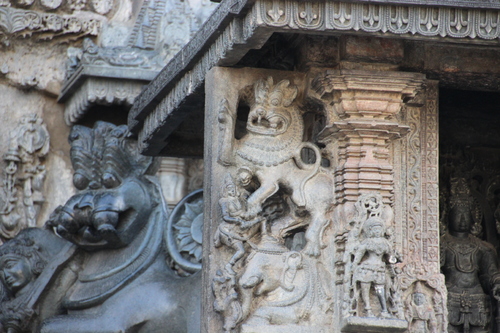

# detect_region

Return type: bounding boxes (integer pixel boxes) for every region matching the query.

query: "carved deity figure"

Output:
[406,282,438,333]
[351,216,398,318]
[441,178,500,333]
[214,174,262,275]
[0,233,45,298]
[0,228,73,333]
[342,193,405,325]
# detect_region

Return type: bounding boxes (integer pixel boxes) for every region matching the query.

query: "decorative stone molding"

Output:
[0,114,49,242]
[59,0,217,124]
[0,7,102,43]
[0,0,114,13]
[347,0,500,10]
[62,76,148,125]
[129,0,500,155]
[312,69,425,205]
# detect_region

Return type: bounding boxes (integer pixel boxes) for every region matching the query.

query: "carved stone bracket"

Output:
[313,70,425,205]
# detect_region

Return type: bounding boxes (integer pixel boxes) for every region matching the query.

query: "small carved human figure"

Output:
[214,174,261,275]
[441,178,500,333]
[406,283,438,333]
[351,216,398,318]
[0,237,44,298]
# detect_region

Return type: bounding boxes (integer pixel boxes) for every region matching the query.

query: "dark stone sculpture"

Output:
[441,177,500,333]
[0,228,75,333]
[0,122,202,333]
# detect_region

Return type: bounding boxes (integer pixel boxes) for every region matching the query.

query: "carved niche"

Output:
[0,121,203,333]
[0,114,49,242]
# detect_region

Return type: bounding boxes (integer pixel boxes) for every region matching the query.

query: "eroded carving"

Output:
[441,177,500,333]
[0,114,49,242]
[405,282,438,333]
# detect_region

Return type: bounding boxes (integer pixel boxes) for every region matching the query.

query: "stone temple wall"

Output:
[0,0,215,242]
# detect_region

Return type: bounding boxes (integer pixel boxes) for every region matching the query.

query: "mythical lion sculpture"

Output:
[0,122,202,333]
[217,76,333,257]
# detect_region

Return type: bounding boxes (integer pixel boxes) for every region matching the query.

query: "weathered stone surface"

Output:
[130,0,500,156]
[0,122,204,333]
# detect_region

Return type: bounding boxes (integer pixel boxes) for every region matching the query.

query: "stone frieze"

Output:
[0,6,101,42]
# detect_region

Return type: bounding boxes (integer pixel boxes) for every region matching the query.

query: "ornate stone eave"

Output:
[129,0,500,156]
[341,0,500,10]
[58,62,160,125]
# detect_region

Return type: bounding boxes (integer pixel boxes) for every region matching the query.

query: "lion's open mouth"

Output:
[248,114,288,136]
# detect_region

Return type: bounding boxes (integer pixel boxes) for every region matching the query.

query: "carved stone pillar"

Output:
[158,157,187,208]
[313,70,425,207]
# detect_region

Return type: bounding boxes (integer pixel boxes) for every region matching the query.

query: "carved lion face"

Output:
[247,105,291,136]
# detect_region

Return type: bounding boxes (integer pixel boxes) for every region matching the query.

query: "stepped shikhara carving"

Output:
[210,73,334,332]
[0,114,49,242]
[0,121,202,333]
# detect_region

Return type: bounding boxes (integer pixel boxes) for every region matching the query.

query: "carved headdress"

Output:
[0,232,46,277]
[448,177,472,210]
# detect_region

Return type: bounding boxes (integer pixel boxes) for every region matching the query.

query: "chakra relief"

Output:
[213,76,335,332]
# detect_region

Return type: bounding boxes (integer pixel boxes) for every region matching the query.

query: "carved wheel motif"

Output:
[165,189,203,274]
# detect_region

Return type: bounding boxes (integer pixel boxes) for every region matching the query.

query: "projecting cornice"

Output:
[129,0,500,155]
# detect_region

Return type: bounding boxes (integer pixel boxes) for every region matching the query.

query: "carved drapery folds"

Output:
[0,114,49,242]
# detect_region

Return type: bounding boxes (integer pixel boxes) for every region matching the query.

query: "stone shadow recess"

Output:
[439,88,500,333]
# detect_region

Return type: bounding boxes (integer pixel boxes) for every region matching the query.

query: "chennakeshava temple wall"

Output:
[2,0,500,332]
[0,0,214,242]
